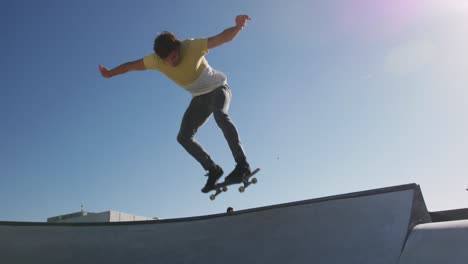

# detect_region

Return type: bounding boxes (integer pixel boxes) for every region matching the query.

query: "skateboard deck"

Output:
[209,168,261,201]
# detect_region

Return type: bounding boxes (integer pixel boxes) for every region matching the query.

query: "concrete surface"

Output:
[0,184,430,264]
[399,219,468,264]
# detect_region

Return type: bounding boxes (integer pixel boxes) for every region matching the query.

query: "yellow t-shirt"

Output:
[143,38,227,96]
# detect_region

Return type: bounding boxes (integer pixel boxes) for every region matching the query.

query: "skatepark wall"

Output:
[1,183,465,264]
[429,208,468,222]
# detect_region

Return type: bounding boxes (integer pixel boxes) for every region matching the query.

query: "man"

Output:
[98,15,252,193]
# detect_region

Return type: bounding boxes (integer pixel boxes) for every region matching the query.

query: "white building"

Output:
[47,211,158,223]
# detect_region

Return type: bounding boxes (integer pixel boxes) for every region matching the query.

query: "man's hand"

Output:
[235,15,251,30]
[207,15,252,49]
[99,64,112,78]
[98,59,145,79]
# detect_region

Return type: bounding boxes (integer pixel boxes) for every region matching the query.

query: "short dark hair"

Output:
[153,31,181,59]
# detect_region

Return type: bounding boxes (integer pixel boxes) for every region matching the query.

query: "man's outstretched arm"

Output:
[207,15,251,49]
[98,58,146,78]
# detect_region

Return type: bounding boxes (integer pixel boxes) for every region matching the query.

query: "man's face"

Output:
[163,48,181,67]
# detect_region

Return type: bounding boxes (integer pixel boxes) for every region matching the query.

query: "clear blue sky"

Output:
[1,0,467,222]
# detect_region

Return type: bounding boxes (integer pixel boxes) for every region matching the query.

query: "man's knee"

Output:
[177,133,188,145]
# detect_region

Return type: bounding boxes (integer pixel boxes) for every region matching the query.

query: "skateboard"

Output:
[209,168,261,201]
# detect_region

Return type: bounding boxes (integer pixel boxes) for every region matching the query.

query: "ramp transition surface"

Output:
[399,219,468,264]
[0,184,429,264]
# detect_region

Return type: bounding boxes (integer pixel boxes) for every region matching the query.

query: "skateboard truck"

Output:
[209,186,228,201]
[239,176,258,193]
[209,168,261,201]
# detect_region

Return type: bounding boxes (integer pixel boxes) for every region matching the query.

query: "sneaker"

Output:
[201,165,224,193]
[225,163,251,184]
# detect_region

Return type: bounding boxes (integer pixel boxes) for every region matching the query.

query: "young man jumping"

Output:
[98,15,252,193]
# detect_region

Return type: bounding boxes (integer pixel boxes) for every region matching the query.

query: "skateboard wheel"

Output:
[210,195,216,201]
[239,186,245,193]
[222,186,228,192]
[252,178,257,184]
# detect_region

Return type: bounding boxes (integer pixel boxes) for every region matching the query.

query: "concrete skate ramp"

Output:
[399,220,468,264]
[0,184,429,264]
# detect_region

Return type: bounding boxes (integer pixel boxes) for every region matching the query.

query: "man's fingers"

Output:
[236,15,251,22]
[98,64,111,78]
[98,65,108,73]
[236,15,251,29]
[241,15,251,21]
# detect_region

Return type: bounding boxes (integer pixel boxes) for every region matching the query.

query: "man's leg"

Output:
[211,85,250,181]
[177,94,225,192]
[177,96,215,171]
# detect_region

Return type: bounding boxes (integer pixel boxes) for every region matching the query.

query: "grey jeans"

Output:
[177,85,247,171]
